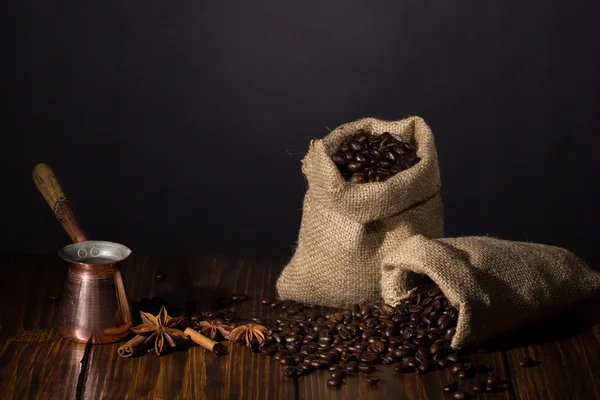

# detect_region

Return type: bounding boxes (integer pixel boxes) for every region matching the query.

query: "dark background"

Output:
[2,1,599,263]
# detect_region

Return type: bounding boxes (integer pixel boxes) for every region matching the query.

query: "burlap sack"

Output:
[381,235,600,349]
[276,116,444,308]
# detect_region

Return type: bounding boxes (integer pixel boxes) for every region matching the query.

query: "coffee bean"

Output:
[457,370,469,379]
[379,304,395,316]
[473,382,486,392]
[329,364,343,371]
[284,367,298,378]
[360,351,379,365]
[451,363,465,374]
[443,381,457,393]
[327,378,342,387]
[330,370,347,379]
[419,360,437,373]
[190,312,203,324]
[261,297,273,305]
[358,364,374,373]
[446,353,461,363]
[217,297,232,308]
[154,270,166,280]
[453,392,469,400]
[438,358,454,368]
[331,153,347,166]
[231,293,248,302]
[520,355,535,367]
[394,364,414,374]
[48,294,61,301]
[365,374,380,385]
[280,355,295,365]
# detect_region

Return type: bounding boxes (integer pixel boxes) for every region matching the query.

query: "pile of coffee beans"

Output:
[331,130,419,183]
[188,284,535,394]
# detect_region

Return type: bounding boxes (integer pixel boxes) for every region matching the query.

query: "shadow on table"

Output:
[463,294,600,354]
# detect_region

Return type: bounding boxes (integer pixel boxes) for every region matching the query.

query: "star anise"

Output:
[198,320,233,340]
[227,323,270,347]
[131,306,187,356]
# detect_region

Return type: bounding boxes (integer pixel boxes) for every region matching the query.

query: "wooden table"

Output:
[1,254,599,400]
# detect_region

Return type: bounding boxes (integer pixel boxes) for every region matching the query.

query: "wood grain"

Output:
[0,255,85,400]
[2,254,600,399]
[505,309,600,400]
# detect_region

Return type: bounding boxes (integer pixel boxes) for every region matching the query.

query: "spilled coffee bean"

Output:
[520,355,535,367]
[231,293,248,302]
[154,270,166,280]
[365,374,380,384]
[331,129,419,183]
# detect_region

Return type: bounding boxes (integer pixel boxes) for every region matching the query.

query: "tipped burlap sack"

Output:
[277,116,444,308]
[381,235,600,349]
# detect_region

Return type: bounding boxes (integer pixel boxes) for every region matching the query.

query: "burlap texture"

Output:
[381,235,600,349]
[276,116,444,308]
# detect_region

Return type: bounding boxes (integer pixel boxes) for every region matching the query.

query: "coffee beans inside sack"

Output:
[331,130,420,183]
[381,235,600,349]
[277,117,444,308]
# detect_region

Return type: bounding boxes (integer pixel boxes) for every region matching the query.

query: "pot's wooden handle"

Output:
[33,163,88,243]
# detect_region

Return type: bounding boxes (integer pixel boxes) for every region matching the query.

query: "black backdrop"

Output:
[2,1,599,263]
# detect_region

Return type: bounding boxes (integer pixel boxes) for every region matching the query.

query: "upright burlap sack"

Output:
[381,235,600,349]
[277,117,444,308]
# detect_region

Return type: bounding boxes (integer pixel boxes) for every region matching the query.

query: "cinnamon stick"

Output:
[184,327,227,356]
[117,335,148,358]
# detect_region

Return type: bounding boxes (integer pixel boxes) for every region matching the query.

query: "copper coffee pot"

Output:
[33,163,132,344]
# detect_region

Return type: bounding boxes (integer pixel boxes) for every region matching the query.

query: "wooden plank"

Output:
[0,254,86,400]
[505,311,600,400]
[82,254,297,400]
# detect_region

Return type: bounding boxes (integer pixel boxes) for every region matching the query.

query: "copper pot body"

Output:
[58,241,132,344]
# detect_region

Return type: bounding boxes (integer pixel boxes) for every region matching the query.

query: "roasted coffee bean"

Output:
[429,342,443,355]
[284,367,298,378]
[332,153,347,166]
[438,358,454,368]
[274,351,290,361]
[270,299,282,309]
[486,376,501,388]
[294,353,305,364]
[327,378,342,387]
[261,297,273,305]
[280,355,295,365]
[457,370,469,379]
[350,173,366,183]
[365,374,380,384]
[48,294,61,301]
[473,382,486,392]
[330,370,347,379]
[329,364,343,371]
[370,339,386,353]
[379,304,395,316]
[311,359,328,369]
[154,270,166,280]
[446,353,461,363]
[394,364,414,374]
[418,360,437,373]
[358,364,374,373]
[231,293,248,302]
[217,297,232,308]
[453,392,469,400]
[520,355,535,367]
[190,312,203,324]
[403,357,419,369]
[443,381,457,393]
[360,351,379,365]
[451,363,465,374]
